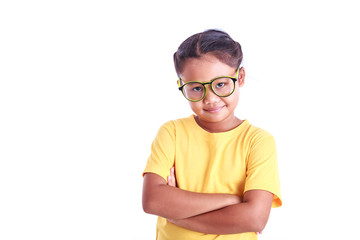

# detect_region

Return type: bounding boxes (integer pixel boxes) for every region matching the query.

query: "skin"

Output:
[167,167,268,235]
[142,54,273,234]
[142,173,241,220]
[178,54,245,133]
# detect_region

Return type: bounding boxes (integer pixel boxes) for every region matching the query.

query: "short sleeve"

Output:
[143,121,176,181]
[244,134,282,208]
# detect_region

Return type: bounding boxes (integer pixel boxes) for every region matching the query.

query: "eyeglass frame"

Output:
[177,66,241,102]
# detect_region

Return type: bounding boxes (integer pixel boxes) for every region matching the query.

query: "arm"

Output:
[142,172,241,220]
[168,189,273,234]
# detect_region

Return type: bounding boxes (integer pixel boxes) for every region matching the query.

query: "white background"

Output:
[1,1,359,239]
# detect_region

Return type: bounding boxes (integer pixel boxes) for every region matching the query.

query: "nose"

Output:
[203,85,220,104]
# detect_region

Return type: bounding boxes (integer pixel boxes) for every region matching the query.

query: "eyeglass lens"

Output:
[182,78,235,101]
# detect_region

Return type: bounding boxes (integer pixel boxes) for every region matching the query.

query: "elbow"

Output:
[248,212,269,233]
[142,199,182,219]
[142,184,161,215]
[142,196,157,215]
[252,220,267,233]
[142,195,167,217]
[229,208,269,234]
[142,201,151,214]
[142,196,184,220]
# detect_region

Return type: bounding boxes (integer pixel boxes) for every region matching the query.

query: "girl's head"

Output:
[173,29,243,76]
[174,29,246,132]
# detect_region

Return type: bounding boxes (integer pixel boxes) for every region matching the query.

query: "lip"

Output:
[204,106,224,113]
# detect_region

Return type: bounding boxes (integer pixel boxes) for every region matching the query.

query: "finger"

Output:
[167,175,176,187]
[167,175,171,184]
[170,167,176,186]
[171,176,175,186]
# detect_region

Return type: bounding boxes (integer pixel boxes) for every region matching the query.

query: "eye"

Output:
[192,86,203,92]
[215,82,226,88]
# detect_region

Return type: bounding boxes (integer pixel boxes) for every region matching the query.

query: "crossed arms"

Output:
[142,168,273,234]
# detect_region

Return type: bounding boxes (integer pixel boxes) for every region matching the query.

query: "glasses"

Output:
[178,67,240,102]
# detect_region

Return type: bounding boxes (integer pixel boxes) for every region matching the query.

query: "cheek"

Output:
[189,102,200,111]
[225,91,240,106]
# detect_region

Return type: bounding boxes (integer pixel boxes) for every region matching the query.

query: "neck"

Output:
[194,115,243,133]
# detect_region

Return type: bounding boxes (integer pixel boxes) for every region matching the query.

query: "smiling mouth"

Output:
[204,106,224,113]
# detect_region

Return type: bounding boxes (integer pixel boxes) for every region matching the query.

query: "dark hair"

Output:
[173,29,243,76]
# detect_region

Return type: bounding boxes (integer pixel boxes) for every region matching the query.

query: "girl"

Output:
[142,29,282,240]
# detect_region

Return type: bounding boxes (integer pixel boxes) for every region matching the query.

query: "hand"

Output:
[167,166,177,187]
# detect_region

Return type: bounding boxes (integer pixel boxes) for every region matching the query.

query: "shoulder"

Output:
[244,122,276,147]
[161,116,194,131]
[243,121,273,138]
[157,116,193,136]
[173,115,194,127]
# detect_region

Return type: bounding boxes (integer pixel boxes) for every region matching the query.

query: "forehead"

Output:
[179,55,235,82]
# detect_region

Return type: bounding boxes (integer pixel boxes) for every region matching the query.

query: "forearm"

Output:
[169,203,260,234]
[169,190,273,234]
[142,173,241,220]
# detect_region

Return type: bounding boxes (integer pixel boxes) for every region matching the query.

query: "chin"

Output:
[199,112,230,123]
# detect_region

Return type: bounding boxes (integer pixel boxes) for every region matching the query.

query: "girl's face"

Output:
[179,54,245,132]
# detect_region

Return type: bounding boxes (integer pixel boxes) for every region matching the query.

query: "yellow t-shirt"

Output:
[143,115,282,240]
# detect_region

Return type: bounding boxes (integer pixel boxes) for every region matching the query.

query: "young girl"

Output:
[142,29,282,240]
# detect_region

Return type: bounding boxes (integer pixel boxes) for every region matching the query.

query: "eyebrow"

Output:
[179,68,238,85]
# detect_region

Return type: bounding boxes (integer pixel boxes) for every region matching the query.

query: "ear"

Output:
[177,77,185,88]
[237,67,245,87]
